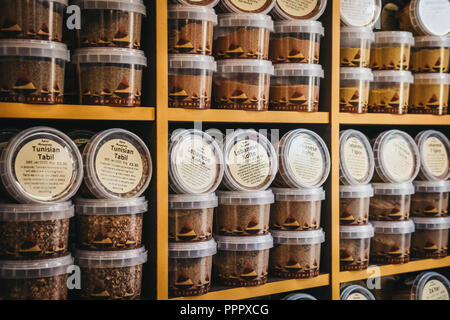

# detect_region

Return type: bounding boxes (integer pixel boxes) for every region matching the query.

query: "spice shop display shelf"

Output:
[338,113,450,125]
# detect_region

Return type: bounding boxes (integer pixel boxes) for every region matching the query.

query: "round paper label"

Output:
[346,292,369,300]
[277,0,319,17]
[421,280,449,300]
[341,0,377,27]
[343,137,370,182]
[422,136,448,178]
[229,0,270,12]
[417,0,450,36]
[382,137,414,182]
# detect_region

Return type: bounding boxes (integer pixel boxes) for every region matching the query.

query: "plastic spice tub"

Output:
[370,182,415,221]
[282,293,317,300]
[0,0,67,42]
[169,193,217,242]
[0,202,73,260]
[75,246,147,300]
[0,126,83,203]
[340,285,376,300]
[339,67,373,113]
[168,54,216,109]
[214,234,273,287]
[270,229,324,279]
[222,129,278,191]
[271,0,327,20]
[67,129,95,154]
[0,39,69,104]
[82,128,152,199]
[215,190,274,236]
[0,253,73,300]
[269,20,324,64]
[168,239,216,297]
[370,220,415,264]
[415,130,450,181]
[168,5,217,55]
[409,73,450,115]
[213,60,274,111]
[72,47,147,106]
[340,184,374,226]
[269,64,324,112]
[169,0,219,7]
[340,224,374,271]
[340,27,375,68]
[73,0,146,49]
[412,216,450,259]
[411,36,450,73]
[214,13,273,60]
[392,271,450,300]
[371,32,414,71]
[216,0,275,14]
[412,180,450,218]
[340,0,381,28]
[270,187,325,231]
[169,129,224,194]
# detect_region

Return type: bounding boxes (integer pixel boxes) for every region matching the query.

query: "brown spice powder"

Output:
[169,256,212,297]
[270,243,320,279]
[409,84,448,115]
[214,27,270,60]
[371,233,411,264]
[411,192,449,217]
[339,198,370,226]
[369,194,411,221]
[0,274,68,300]
[269,84,319,112]
[168,72,213,109]
[340,238,370,271]
[411,229,449,259]
[169,20,213,55]
[269,35,319,64]
[215,204,270,236]
[270,200,321,231]
[169,208,213,242]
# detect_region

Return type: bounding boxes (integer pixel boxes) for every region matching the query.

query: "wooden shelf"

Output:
[338,113,450,125]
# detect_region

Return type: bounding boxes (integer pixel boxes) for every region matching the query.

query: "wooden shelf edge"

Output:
[338,113,450,125]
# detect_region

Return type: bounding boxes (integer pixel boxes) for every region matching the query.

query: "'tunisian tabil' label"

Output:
[421,280,450,300]
[277,0,318,17]
[382,137,415,182]
[343,137,370,182]
[422,137,448,178]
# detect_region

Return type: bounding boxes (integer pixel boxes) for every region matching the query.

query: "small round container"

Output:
[415,130,450,181]
[168,5,217,55]
[169,129,224,194]
[409,73,450,115]
[169,0,219,7]
[340,285,376,300]
[282,293,317,300]
[0,253,73,300]
[340,0,381,28]
[370,220,415,264]
[0,126,83,203]
[370,182,415,221]
[269,64,324,112]
[216,0,275,14]
[393,272,450,300]
[0,39,69,104]
[214,234,273,287]
[75,246,147,300]
[215,189,274,236]
[213,59,274,111]
[412,216,450,259]
[169,240,216,297]
[339,67,373,113]
[340,27,375,68]
[273,129,330,189]
[270,187,324,231]
[72,47,147,106]
[270,229,324,279]
[411,36,450,73]
[168,54,217,109]
[0,202,73,260]
[269,20,324,64]
[340,184,374,226]
[271,0,327,21]
[222,129,278,191]
[169,193,217,242]
[371,31,414,71]
[340,224,374,271]
[412,181,450,218]
[67,129,95,154]
[214,13,273,61]
[74,0,146,49]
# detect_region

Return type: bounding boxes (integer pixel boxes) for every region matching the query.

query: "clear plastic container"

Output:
[215,190,274,236]
[214,234,273,287]
[269,64,324,112]
[216,0,275,14]
[0,39,69,104]
[273,129,330,189]
[72,47,147,106]
[340,284,376,300]
[0,0,67,42]
[67,129,95,154]
[222,129,278,191]
[169,0,219,7]
[271,0,327,20]
[340,27,375,68]
[168,5,217,55]
[412,180,450,218]
[213,59,274,111]
[74,0,146,49]
[409,73,450,115]
[169,193,217,242]
[168,239,216,297]
[392,271,450,300]
[75,246,147,300]
[411,36,450,73]
[214,13,273,60]
[415,130,450,181]
[370,182,415,221]
[340,0,381,28]
[370,220,415,264]
[0,253,73,300]
[282,293,317,300]
[340,67,373,113]
[340,224,374,271]
[0,126,83,203]
[169,129,224,194]
[269,20,324,64]
[371,32,414,71]
[412,216,450,259]
[168,54,217,109]
[270,187,325,231]
[0,202,73,260]
[270,229,324,279]
[340,184,374,226]
[75,197,147,251]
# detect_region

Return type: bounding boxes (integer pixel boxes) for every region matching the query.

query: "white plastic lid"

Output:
[273,63,324,78]
[75,247,148,268]
[413,73,450,85]
[414,180,450,193]
[340,285,376,300]
[169,193,218,210]
[271,228,325,245]
[0,201,74,222]
[273,20,324,36]
[0,254,73,279]
[340,67,374,81]
[340,223,374,239]
[217,189,274,205]
[217,13,273,31]
[340,0,381,28]
[272,187,325,202]
[216,59,274,75]
[372,182,415,195]
[374,31,415,46]
[409,0,450,36]
[372,70,414,83]
[168,54,217,71]
[371,220,415,234]
[0,39,70,61]
[168,5,217,24]
[415,130,450,181]
[414,35,450,48]
[282,293,317,300]
[168,239,217,258]
[411,271,450,300]
[72,47,147,66]
[413,216,450,230]
[75,197,148,215]
[340,184,374,198]
[340,26,375,42]
[215,234,273,251]
[73,0,146,15]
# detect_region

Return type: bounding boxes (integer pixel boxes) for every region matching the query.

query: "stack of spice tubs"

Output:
[270,129,329,279]
[74,128,152,300]
[167,129,223,297]
[0,127,83,300]
[72,0,147,107]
